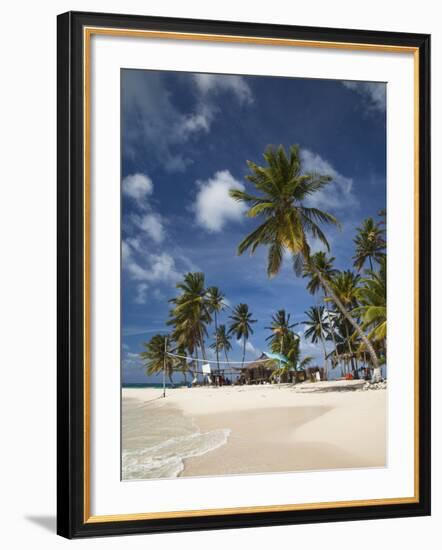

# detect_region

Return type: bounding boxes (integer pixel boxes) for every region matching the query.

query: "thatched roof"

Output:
[234,354,276,371]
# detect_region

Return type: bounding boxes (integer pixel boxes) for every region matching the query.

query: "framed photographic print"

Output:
[57,11,431,538]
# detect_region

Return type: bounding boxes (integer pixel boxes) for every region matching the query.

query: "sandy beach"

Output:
[122,384,386,480]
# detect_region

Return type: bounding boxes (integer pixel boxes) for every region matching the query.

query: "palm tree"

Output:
[168,272,211,363]
[229,144,380,371]
[206,286,225,373]
[140,334,175,386]
[174,344,193,383]
[284,330,301,366]
[228,303,257,368]
[329,270,361,374]
[303,251,339,368]
[265,309,298,351]
[303,306,330,377]
[328,315,359,376]
[266,310,299,383]
[210,324,232,368]
[353,217,386,271]
[330,270,360,310]
[354,256,386,378]
[299,355,314,371]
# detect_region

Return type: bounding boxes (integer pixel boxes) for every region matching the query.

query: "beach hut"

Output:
[235,354,275,384]
[235,354,301,384]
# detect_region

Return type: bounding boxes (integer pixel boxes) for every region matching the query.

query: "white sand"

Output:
[122,384,386,478]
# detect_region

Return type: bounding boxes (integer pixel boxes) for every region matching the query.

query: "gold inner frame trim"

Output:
[83,26,420,524]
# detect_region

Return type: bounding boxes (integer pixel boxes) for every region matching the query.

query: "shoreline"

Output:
[122,384,387,479]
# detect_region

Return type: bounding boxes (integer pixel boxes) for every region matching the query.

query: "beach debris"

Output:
[361,380,387,391]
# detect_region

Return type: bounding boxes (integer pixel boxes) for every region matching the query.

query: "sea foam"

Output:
[122,398,230,480]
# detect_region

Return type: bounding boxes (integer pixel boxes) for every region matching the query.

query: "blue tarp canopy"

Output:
[263,351,289,364]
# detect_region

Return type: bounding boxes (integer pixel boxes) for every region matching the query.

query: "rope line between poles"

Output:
[165,351,273,365]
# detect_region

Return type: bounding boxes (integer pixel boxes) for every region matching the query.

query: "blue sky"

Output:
[121,69,386,384]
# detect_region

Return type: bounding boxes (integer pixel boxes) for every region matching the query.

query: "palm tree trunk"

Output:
[223,350,230,382]
[320,335,328,380]
[315,268,379,370]
[242,338,246,369]
[194,348,199,384]
[324,294,339,370]
[316,302,328,379]
[344,322,354,372]
[214,312,220,374]
[168,372,175,387]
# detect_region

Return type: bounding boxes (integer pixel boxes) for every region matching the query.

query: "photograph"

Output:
[120,69,388,481]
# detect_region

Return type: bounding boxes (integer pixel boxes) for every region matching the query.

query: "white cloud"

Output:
[300,149,359,211]
[134,283,149,304]
[177,104,214,138]
[123,71,199,172]
[152,288,166,301]
[342,81,386,113]
[122,350,143,370]
[136,213,165,244]
[123,71,253,173]
[146,253,180,283]
[193,74,254,105]
[235,338,260,358]
[194,170,247,232]
[122,174,167,243]
[122,173,153,201]
[122,241,181,285]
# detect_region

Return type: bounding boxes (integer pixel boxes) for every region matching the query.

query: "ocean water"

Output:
[122,398,230,480]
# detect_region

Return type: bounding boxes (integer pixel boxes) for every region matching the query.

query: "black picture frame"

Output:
[57,10,431,539]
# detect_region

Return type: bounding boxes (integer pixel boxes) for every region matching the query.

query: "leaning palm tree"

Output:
[228,303,257,368]
[353,217,386,271]
[229,144,380,372]
[303,306,330,377]
[140,334,175,386]
[206,286,226,373]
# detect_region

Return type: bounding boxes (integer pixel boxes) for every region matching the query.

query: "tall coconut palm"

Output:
[353,217,386,271]
[206,286,225,373]
[168,272,211,363]
[140,334,175,386]
[228,303,257,368]
[303,306,330,377]
[210,324,232,368]
[229,144,380,371]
